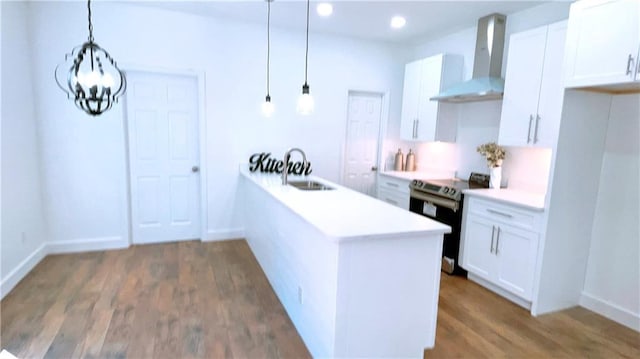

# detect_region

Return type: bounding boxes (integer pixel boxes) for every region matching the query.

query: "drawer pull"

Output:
[385,198,398,205]
[486,208,513,218]
[386,182,399,187]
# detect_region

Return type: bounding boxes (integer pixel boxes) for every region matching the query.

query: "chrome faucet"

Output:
[282,148,308,185]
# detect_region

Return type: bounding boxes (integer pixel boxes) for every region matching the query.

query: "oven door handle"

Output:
[410,190,459,211]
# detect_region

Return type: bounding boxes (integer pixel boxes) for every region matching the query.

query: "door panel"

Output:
[416,55,443,141]
[462,216,496,279]
[343,92,383,196]
[126,71,201,244]
[565,0,640,87]
[535,22,567,148]
[400,61,421,140]
[495,226,538,300]
[499,26,547,146]
[138,177,160,225]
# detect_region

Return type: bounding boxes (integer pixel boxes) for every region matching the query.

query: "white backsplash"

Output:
[501,147,553,194]
[382,140,457,174]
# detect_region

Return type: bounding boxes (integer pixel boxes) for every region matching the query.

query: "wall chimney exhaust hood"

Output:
[431,13,507,103]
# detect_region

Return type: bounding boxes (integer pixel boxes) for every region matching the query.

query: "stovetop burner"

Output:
[410,172,490,201]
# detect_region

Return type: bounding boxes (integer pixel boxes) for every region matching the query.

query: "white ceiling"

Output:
[133,0,549,44]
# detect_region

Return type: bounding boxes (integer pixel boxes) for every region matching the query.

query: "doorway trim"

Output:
[341,89,389,193]
[120,64,208,245]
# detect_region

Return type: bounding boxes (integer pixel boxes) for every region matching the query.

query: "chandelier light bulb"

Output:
[297,84,314,115]
[102,72,115,88]
[390,15,407,29]
[317,3,333,17]
[85,70,102,87]
[262,95,275,117]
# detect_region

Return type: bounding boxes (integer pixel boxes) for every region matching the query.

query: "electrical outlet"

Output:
[297,286,304,305]
[21,232,27,244]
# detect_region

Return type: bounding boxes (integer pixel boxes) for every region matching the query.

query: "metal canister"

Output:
[394,148,404,171]
[405,149,415,171]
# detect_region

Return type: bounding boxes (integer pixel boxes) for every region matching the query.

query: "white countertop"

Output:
[379,169,456,181]
[241,168,451,241]
[463,188,546,212]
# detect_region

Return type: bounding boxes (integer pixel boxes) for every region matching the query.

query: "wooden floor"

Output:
[429,274,640,358]
[0,240,310,358]
[1,240,638,359]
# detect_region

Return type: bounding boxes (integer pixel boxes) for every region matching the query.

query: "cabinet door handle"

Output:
[413,119,418,139]
[487,208,513,218]
[490,225,496,254]
[626,54,635,76]
[415,119,420,138]
[527,115,533,144]
[495,227,501,255]
[411,118,416,138]
[534,114,540,144]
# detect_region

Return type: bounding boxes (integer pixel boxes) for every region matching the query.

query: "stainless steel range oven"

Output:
[409,173,489,275]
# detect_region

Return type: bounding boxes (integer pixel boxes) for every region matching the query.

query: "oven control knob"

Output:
[450,189,456,195]
[443,187,449,194]
[411,180,418,186]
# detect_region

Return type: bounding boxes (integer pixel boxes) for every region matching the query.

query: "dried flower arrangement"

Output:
[477,142,506,168]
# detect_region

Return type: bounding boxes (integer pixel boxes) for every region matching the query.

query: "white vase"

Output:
[490,166,502,189]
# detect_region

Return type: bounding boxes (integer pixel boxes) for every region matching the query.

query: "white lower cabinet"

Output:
[461,197,541,301]
[377,175,410,209]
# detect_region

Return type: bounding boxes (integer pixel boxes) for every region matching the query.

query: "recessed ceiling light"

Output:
[317,3,333,17]
[390,15,406,29]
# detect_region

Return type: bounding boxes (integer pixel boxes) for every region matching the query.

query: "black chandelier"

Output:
[55,0,126,116]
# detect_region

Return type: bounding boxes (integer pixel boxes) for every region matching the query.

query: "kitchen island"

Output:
[240,168,450,358]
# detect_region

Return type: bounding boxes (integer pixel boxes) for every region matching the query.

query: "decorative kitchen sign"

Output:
[249,152,312,175]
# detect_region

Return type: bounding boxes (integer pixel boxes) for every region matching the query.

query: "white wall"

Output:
[581,94,640,331]
[1,0,49,296]
[25,1,405,246]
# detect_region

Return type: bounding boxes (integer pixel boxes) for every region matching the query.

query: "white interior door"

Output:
[125,71,201,244]
[343,92,383,196]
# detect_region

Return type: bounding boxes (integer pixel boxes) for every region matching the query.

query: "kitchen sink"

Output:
[288,180,335,191]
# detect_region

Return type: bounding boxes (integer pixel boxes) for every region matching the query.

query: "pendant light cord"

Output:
[87,0,94,43]
[304,0,309,85]
[266,0,271,97]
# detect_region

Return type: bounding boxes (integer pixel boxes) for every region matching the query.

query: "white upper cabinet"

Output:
[400,60,422,140]
[499,21,567,148]
[400,54,463,142]
[564,0,640,89]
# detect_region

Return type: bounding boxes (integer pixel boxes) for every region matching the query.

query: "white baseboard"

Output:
[47,236,129,254]
[0,243,47,299]
[1,230,244,300]
[1,236,130,300]
[47,236,130,254]
[580,291,640,332]
[204,228,245,242]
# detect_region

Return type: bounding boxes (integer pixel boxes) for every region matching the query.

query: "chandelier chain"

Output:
[266,0,271,96]
[304,0,309,84]
[87,0,94,42]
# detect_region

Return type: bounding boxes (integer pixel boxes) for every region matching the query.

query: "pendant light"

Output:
[55,0,126,116]
[261,0,275,117]
[296,0,314,115]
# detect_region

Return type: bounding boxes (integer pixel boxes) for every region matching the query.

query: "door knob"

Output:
[192,166,200,173]
[371,166,378,172]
